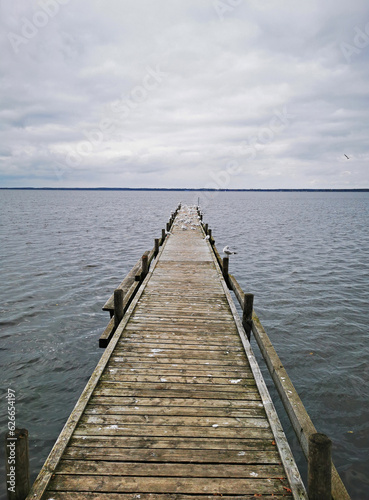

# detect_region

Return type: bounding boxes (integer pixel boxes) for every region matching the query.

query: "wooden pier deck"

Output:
[28,206,307,499]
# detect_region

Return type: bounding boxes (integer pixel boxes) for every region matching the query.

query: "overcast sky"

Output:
[1,0,369,188]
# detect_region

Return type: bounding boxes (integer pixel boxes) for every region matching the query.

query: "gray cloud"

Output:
[1,0,368,188]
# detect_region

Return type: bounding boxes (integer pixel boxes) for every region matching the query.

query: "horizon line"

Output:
[0,187,368,192]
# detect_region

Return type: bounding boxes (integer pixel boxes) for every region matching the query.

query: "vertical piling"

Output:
[308,433,332,500]
[6,428,30,500]
[141,254,149,281]
[242,293,254,341]
[114,289,124,329]
[222,257,229,286]
[154,238,160,257]
[161,229,166,244]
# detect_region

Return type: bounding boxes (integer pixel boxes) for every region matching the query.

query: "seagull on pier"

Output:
[204,235,210,240]
[223,245,237,255]
[181,225,188,231]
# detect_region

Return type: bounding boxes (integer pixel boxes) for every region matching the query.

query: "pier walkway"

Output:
[28,206,307,499]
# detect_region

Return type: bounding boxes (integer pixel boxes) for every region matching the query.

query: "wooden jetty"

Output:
[25,205,350,500]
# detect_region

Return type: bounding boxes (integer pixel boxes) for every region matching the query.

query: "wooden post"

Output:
[200,213,203,221]
[205,223,208,234]
[308,433,332,500]
[222,257,229,286]
[161,228,166,244]
[208,228,212,243]
[114,289,124,329]
[5,428,30,500]
[242,293,254,341]
[141,254,149,280]
[154,238,159,257]
[166,222,171,232]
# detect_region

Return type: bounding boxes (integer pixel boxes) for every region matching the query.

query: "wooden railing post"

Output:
[6,428,30,500]
[161,229,166,245]
[141,254,148,281]
[222,257,229,286]
[208,228,212,243]
[154,238,159,257]
[242,293,254,341]
[308,433,332,500]
[114,289,124,329]
[204,223,208,234]
[166,222,170,232]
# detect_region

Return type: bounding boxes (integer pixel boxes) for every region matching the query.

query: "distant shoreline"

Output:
[1,187,368,192]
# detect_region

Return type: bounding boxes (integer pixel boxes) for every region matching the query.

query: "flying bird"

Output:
[223,245,237,255]
[344,154,350,159]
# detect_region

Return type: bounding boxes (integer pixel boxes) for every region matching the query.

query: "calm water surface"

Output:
[1,190,368,499]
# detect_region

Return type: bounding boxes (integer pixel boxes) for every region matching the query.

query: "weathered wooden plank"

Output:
[109,355,248,367]
[119,340,245,351]
[104,365,252,377]
[68,435,277,451]
[116,341,244,352]
[98,379,256,392]
[131,298,231,306]
[47,475,291,495]
[88,396,263,408]
[74,423,273,439]
[62,446,280,463]
[79,414,270,429]
[104,364,251,376]
[84,404,265,418]
[100,374,254,385]
[41,493,289,499]
[123,325,240,334]
[121,332,242,344]
[132,312,231,320]
[93,386,260,399]
[91,387,262,401]
[112,349,246,360]
[55,460,284,478]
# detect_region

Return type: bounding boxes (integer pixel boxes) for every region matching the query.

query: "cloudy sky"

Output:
[1,0,369,188]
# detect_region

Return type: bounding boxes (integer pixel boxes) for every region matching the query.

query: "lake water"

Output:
[1,190,368,499]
